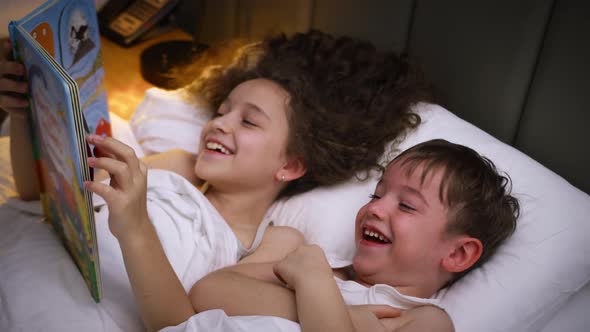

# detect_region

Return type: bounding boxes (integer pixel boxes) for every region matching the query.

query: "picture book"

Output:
[8,0,107,302]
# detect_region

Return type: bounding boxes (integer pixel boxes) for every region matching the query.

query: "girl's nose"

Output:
[210,114,232,133]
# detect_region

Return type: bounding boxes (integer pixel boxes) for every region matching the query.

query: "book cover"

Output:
[9,0,104,302]
[11,0,111,137]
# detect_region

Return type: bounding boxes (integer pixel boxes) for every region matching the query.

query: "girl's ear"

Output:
[441,236,483,273]
[277,157,307,182]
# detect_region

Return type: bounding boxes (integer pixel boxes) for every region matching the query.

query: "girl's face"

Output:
[352,160,455,296]
[195,78,293,192]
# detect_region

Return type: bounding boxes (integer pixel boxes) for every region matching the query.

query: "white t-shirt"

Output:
[336,277,444,310]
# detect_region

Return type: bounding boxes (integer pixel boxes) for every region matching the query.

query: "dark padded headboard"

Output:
[310,0,589,195]
[181,0,589,194]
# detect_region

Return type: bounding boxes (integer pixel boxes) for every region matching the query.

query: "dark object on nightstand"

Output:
[140,40,208,89]
[0,110,7,131]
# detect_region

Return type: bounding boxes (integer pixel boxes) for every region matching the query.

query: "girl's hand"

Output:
[1,39,29,114]
[84,135,149,242]
[273,244,333,290]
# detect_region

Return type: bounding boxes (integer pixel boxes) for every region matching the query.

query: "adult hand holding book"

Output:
[0,39,29,114]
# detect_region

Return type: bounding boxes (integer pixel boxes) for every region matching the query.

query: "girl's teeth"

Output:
[206,142,230,154]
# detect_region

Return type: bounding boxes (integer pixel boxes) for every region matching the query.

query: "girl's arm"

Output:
[84,135,195,332]
[190,262,300,320]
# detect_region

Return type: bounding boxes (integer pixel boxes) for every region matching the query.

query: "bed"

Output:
[2,1,590,331]
[1,87,589,332]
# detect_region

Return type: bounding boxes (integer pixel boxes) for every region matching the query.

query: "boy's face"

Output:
[352,159,455,295]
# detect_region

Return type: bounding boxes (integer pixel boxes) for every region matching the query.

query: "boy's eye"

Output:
[399,202,416,212]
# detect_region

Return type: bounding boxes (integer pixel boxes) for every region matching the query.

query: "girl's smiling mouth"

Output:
[205,140,234,155]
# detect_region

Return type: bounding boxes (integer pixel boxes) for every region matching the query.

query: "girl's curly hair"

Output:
[186,30,433,198]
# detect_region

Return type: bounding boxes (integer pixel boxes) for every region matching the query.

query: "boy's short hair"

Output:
[393,139,520,283]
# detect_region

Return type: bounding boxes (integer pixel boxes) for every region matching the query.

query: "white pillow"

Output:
[130,89,590,332]
[129,88,209,155]
[110,112,145,158]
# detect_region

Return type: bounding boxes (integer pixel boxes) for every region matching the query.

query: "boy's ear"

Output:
[277,157,307,182]
[441,236,483,273]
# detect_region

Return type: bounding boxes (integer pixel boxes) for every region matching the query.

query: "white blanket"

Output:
[162,310,300,332]
[0,164,244,332]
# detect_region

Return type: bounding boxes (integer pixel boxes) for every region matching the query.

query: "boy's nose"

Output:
[366,199,386,221]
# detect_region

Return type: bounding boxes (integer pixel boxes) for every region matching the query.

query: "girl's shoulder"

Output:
[142,149,201,186]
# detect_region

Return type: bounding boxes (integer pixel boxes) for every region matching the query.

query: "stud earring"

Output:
[281,175,285,182]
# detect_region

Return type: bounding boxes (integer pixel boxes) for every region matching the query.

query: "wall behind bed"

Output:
[177,0,590,195]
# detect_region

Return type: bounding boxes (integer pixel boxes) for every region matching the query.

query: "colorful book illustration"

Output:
[8,0,109,302]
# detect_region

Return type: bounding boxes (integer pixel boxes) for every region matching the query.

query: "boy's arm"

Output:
[275,244,358,332]
[392,306,454,332]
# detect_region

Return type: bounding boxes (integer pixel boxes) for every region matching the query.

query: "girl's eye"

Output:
[369,194,381,201]
[215,102,230,117]
[399,202,416,212]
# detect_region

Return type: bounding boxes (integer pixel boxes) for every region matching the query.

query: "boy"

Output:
[190,139,520,331]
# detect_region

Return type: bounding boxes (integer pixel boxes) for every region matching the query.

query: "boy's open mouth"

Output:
[362,226,391,244]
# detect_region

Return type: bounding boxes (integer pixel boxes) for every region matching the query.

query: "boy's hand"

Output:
[84,135,149,242]
[1,39,29,114]
[273,244,333,290]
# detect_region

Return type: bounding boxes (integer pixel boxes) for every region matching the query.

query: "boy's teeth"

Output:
[363,228,390,243]
[206,142,230,154]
